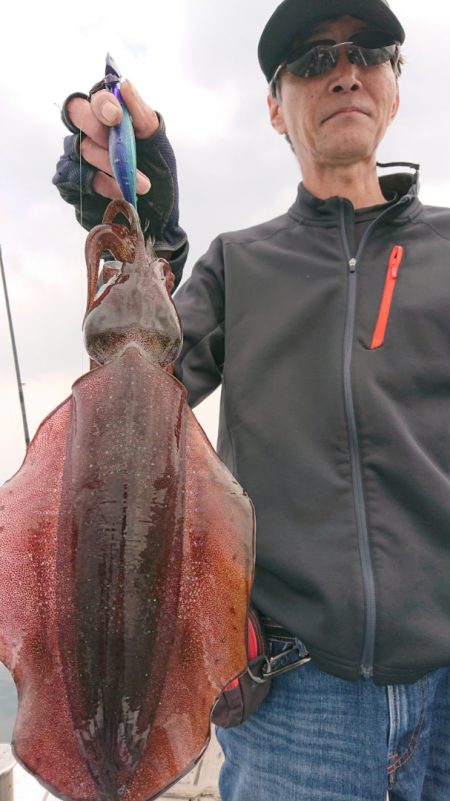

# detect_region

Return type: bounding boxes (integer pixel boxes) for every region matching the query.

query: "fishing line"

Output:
[79,124,87,375]
[79,127,83,231]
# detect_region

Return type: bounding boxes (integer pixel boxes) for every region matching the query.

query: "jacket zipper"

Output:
[339,202,398,678]
[370,245,404,349]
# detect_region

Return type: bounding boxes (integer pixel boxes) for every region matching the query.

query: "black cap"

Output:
[258,0,405,81]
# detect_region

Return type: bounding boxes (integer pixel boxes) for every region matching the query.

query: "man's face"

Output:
[268,15,400,171]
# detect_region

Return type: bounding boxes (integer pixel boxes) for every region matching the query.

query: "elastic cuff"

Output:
[61,132,88,167]
[153,235,188,255]
[161,241,189,291]
[75,131,84,158]
[61,92,89,134]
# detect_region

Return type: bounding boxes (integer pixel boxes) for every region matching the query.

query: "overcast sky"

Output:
[0,0,448,484]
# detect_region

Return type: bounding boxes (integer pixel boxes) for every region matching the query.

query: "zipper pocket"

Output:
[370,245,404,349]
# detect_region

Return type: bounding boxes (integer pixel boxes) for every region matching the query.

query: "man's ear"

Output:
[388,87,400,126]
[268,93,287,135]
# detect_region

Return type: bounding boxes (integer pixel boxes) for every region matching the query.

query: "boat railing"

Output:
[0,745,14,801]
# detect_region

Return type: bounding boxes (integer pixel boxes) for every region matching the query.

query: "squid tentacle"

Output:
[84,225,136,316]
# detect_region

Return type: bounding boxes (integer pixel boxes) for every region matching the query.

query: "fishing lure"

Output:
[105,54,137,208]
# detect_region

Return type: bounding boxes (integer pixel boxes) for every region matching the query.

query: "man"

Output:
[53,1,450,798]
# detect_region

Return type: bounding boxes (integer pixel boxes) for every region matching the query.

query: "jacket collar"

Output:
[288,163,421,225]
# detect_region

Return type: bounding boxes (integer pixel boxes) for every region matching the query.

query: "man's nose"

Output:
[328,46,362,93]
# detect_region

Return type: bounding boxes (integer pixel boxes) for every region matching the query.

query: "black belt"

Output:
[256,616,311,680]
[261,616,297,643]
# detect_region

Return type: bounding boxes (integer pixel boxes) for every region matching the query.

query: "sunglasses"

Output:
[270,30,398,88]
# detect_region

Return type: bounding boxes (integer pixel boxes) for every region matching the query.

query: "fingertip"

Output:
[137,172,151,194]
[120,82,159,138]
[90,90,123,126]
[92,172,123,200]
[120,79,137,100]
[100,100,122,125]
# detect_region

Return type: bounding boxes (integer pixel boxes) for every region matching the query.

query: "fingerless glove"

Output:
[52,107,188,288]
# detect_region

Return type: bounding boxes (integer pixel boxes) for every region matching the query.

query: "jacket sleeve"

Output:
[173,236,225,408]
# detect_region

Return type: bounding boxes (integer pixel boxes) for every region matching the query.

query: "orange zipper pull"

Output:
[370,245,404,350]
[389,245,404,278]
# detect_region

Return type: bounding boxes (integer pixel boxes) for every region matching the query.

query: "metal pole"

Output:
[0,245,30,448]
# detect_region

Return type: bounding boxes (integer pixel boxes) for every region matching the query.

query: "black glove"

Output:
[52,91,188,284]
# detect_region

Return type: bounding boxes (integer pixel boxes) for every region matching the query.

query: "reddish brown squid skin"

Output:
[83,200,181,371]
[0,199,255,801]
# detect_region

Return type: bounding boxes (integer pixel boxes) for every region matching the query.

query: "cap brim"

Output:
[258,0,405,81]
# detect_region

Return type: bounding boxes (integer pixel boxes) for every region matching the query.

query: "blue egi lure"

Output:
[105,54,137,208]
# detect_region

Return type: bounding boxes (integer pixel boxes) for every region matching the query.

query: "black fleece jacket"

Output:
[174,168,450,685]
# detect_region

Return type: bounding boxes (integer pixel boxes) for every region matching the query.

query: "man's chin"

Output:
[318,139,376,166]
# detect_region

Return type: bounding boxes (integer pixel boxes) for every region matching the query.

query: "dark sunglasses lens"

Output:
[346,31,397,66]
[286,34,397,78]
[347,43,396,66]
[287,45,338,78]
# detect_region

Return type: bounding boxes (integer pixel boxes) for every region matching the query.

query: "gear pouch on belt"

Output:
[211,607,271,729]
[211,608,312,729]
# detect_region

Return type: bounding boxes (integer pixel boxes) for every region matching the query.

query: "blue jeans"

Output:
[216,641,450,801]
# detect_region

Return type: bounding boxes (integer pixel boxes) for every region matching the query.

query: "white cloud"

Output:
[2,0,450,488]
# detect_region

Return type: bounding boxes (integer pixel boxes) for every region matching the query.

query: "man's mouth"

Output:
[322,107,369,124]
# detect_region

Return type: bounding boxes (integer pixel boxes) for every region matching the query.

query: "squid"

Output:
[0,199,255,801]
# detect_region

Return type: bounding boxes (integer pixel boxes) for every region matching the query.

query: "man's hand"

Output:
[53,78,188,286]
[65,81,157,200]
